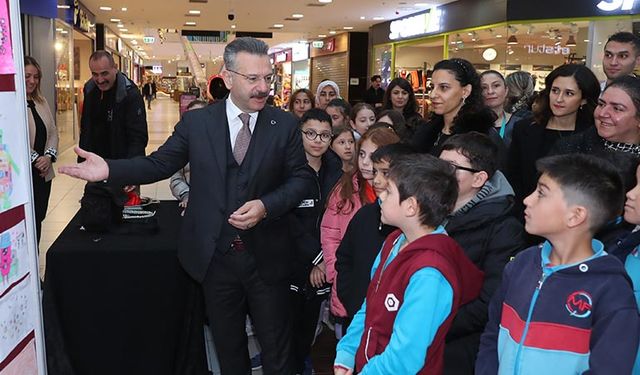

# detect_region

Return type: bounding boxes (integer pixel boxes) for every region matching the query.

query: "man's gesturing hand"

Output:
[58,146,109,182]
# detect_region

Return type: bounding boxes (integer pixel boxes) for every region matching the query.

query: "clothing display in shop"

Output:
[396,69,429,91]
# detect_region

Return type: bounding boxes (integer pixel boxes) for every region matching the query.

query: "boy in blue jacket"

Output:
[334,154,483,374]
[476,153,640,375]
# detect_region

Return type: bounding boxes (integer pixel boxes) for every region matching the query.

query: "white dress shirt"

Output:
[225,97,257,151]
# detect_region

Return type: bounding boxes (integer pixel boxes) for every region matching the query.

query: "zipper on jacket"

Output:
[364,327,373,362]
[314,172,322,230]
[375,236,401,292]
[513,271,548,375]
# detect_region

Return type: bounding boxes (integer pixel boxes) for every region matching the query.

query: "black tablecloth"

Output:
[43,201,208,375]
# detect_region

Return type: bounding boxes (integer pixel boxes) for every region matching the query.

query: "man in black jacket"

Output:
[60,38,313,375]
[363,75,385,110]
[80,50,148,163]
[438,132,525,375]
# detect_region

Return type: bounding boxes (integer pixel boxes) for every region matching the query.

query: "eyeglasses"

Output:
[301,129,332,143]
[227,68,276,85]
[449,163,481,173]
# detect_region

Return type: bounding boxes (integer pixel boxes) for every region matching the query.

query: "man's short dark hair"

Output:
[440,132,498,178]
[89,50,116,67]
[371,143,414,164]
[300,108,332,127]
[327,98,352,117]
[606,32,640,55]
[223,37,269,71]
[388,154,458,227]
[371,75,382,82]
[536,154,624,232]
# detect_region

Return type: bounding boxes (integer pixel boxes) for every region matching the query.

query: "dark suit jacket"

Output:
[107,101,313,283]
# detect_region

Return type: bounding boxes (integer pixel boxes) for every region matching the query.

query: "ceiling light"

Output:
[319,0,333,3]
[99,6,112,11]
[373,16,384,20]
[495,34,503,38]
[60,30,68,34]
[110,18,120,22]
[120,28,128,32]
[117,23,124,28]
[318,34,327,37]
[56,28,63,32]
[185,21,196,26]
[329,30,336,34]
[121,7,127,11]
[188,10,201,14]
[415,3,431,6]
[57,5,70,9]
[131,40,138,45]
[231,24,236,29]
[343,26,354,30]
[360,16,365,20]
[273,24,284,28]
[292,14,304,18]
[566,35,577,46]
[507,35,518,44]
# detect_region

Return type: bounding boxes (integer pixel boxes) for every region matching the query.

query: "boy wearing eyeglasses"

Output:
[289,108,343,374]
[438,132,525,375]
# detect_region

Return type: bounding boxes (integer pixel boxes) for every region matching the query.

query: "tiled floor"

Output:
[40,96,338,374]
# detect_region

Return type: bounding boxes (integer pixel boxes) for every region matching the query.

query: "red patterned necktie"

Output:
[233,112,252,164]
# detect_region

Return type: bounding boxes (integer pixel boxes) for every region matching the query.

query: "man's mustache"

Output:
[251,92,269,99]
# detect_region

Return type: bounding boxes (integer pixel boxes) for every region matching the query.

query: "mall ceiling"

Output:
[78,0,457,61]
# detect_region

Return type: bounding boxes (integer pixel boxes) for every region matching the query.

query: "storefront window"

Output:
[391,36,444,117]
[55,21,75,152]
[372,44,393,87]
[447,26,508,73]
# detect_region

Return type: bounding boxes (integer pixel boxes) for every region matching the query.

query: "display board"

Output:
[0,0,47,373]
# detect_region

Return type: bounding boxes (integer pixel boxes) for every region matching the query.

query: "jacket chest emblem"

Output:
[384,293,400,312]
[565,290,592,318]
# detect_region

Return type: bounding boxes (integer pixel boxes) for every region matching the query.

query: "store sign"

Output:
[292,44,309,62]
[322,38,335,52]
[275,50,291,63]
[388,6,443,40]
[152,66,162,74]
[73,0,94,33]
[143,36,155,44]
[524,44,571,55]
[596,0,637,11]
[312,41,324,49]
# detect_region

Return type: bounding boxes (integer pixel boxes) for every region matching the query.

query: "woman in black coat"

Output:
[411,58,506,167]
[507,64,600,221]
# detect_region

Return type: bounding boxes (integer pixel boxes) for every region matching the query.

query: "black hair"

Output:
[534,64,600,128]
[208,76,229,101]
[382,78,419,119]
[536,153,624,232]
[606,31,640,55]
[186,100,208,110]
[604,75,640,119]
[371,143,414,164]
[301,108,333,127]
[429,58,496,135]
[479,70,505,83]
[388,154,458,227]
[440,132,499,178]
[327,98,352,119]
[371,75,382,82]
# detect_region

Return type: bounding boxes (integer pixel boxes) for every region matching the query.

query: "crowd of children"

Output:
[174,31,640,375]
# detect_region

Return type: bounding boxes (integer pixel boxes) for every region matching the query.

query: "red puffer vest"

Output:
[354,230,484,374]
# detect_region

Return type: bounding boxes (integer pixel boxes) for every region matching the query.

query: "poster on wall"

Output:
[0,92,28,213]
[0,0,15,75]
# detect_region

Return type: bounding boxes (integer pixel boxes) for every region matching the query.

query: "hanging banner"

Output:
[0,0,14,74]
[0,92,28,213]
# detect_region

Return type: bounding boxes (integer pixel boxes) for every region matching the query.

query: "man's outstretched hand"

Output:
[58,147,109,182]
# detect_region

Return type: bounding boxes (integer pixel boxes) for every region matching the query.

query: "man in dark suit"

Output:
[59,37,313,375]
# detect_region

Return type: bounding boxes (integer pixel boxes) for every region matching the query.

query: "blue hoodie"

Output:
[476,241,639,375]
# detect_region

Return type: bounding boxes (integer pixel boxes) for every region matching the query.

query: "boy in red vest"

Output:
[334,154,483,374]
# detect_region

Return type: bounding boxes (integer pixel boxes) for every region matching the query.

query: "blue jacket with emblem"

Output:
[476,242,639,375]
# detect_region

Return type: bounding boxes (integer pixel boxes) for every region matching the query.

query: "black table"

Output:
[43,201,208,375]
